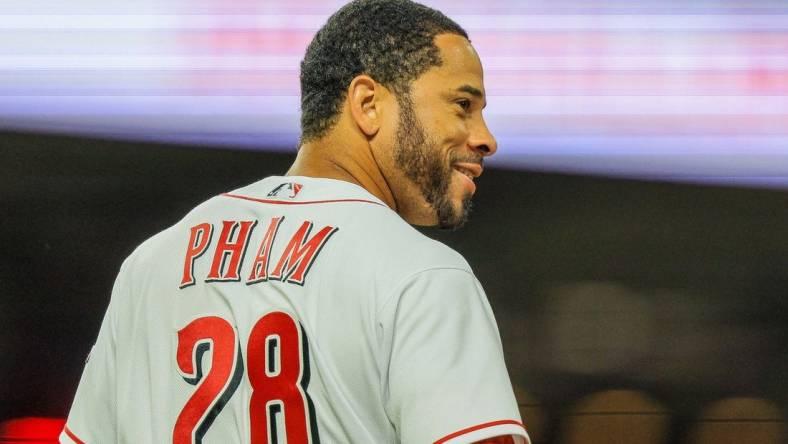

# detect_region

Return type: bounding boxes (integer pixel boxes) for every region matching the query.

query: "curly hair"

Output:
[299,0,468,143]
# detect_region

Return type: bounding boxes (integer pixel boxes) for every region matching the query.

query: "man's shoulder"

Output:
[118,188,233,269]
[344,216,473,282]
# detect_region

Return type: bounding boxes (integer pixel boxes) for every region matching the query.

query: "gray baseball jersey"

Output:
[62,176,529,444]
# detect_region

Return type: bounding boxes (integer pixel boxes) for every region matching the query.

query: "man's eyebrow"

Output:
[456,84,483,98]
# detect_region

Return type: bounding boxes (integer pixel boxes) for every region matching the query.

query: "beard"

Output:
[393,94,474,230]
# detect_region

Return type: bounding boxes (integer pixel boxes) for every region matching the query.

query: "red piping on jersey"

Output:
[63,425,86,444]
[433,419,526,444]
[221,193,385,207]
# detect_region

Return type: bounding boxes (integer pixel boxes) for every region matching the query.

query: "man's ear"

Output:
[348,75,383,137]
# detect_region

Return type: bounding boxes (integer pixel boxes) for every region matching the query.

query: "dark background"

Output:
[2,130,787,442]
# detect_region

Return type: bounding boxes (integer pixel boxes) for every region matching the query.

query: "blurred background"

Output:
[1,0,787,443]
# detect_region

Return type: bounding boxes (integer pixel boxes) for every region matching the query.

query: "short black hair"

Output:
[299,0,468,143]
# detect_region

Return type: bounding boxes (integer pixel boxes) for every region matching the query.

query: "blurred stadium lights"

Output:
[1,0,787,188]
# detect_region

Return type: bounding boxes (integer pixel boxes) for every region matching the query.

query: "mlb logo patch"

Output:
[267,182,303,198]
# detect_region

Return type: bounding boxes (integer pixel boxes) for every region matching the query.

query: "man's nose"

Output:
[468,118,497,157]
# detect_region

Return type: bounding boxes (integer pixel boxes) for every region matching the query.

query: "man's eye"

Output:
[456,99,471,112]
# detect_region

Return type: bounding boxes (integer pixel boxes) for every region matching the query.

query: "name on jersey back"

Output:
[179,217,338,289]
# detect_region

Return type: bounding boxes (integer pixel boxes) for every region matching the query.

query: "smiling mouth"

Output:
[452,162,483,181]
[453,167,474,181]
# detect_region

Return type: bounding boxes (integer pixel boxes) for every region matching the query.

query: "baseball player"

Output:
[61,1,529,443]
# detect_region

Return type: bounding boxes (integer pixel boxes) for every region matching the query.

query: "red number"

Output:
[248,311,316,444]
[173,313,318,443]
[173,316,243,444]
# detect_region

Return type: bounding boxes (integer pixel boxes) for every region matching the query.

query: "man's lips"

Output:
[452,162,482,195]
[452,162,483,179]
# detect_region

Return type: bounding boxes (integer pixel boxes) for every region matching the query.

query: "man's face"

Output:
[382,33,497,229]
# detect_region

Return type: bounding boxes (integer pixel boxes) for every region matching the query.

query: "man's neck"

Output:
[286,140,398,211]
